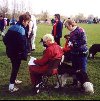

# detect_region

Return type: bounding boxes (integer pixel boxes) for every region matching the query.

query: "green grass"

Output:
[0,23,100,100]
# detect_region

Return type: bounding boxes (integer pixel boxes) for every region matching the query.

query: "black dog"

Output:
[56,59,94,94]
[58,63,90,87]
[88,44,100,59]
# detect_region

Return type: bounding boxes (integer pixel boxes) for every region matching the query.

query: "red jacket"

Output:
[63,40,71,52]
[29,42,63,84]
[34,42,63,66]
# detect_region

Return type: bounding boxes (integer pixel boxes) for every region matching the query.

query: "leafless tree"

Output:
[0,0,9,17]
[74,13,86,22]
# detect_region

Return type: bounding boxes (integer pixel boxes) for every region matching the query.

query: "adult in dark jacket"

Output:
[0,15,5,36]
[52,14,63,46]
[3,14,30,92]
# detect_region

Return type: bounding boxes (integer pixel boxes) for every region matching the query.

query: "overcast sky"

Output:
[8,0,100,17]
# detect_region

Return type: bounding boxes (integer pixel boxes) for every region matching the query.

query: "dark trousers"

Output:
[72,55,87,73]
[54,37,60,46]
[0,27,4,32]
[27,38,32,53]
[10,57,21,84]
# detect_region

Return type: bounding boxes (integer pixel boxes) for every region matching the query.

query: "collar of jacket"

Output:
[47,42,57,47]
[17,21,25,28]
[70,26,78,32]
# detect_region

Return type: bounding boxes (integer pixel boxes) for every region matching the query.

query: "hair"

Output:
[55,14,60,20]
[26,12,31,18]
[43,34,54,43]
[64,19,76,27]
[19,14,31,23]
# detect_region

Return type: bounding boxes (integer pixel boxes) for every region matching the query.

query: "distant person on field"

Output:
[52,14,63,46]
[0,15,6,37]
[10,17,17,25]
[28,14,37,51]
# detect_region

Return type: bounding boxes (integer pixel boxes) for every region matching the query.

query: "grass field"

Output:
[0,23,100,100]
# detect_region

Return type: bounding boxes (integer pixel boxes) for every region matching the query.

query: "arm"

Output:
[28,21,33,36]
[70,28,87,48]
[74,30,87,48]
[34,48,51,65]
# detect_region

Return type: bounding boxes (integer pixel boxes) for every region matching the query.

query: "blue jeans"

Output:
[72,55,87,73]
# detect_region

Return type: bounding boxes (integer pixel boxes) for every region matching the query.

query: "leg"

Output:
[29,65,48,85]
[54,37,60,46]
[10,57,21,84]
[72,55,80,85]
[31,30,36,50]
[9,57,21,92]
[29,65,48,94]
[79,56,87,73]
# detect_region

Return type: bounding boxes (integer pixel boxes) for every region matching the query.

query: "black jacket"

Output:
[3,23,27,60]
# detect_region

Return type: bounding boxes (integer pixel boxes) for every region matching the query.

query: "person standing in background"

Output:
[0,15,6,37]
[52,14,63,46]
[28,14,37,51]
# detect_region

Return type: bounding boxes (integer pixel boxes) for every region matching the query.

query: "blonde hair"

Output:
[43,34,54,43]
[64,19,76,27]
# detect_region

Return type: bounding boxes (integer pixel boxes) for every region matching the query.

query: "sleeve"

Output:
[74,30,87,48]
[32,17,37,31]
[17,27,27,52]
[28,21,33,35]
[34,49,52,65]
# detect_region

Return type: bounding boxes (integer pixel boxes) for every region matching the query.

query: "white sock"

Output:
[54,82,60,88]
[9,84,14,90]
[61,74,67,87]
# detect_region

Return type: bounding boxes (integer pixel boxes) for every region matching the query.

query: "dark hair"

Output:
[19,14,31,23]
[54,14,60,20]
[26,12,31,18]
[64,34,70,39]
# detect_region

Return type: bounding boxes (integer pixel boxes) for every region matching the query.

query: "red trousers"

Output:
[29,65,48,85]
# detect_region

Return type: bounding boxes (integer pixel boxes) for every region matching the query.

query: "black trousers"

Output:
[54,37,61,46]
[27,38,32,53]
[10,57,21,84]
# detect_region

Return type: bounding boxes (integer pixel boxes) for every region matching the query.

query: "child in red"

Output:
[63,35,72,62]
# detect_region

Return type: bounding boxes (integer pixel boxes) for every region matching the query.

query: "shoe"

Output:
[9,86,19,92]
[33,82,43,94]
[15,80,22,84]
[54,82,60,89]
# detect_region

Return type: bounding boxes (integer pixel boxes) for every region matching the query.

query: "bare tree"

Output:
[75,13,86,20]
[39,11,49,21]
[0,0,9,17]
